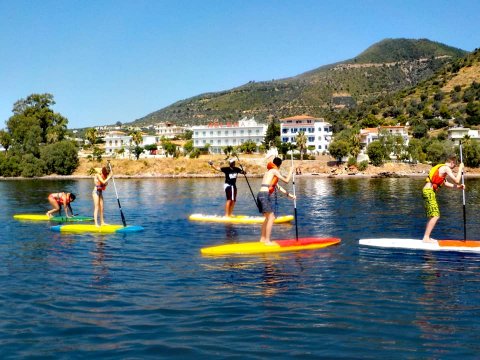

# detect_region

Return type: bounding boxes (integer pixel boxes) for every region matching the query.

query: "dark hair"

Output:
[447,155,457,163]
[69,193,76,202]
[273,157,282,167]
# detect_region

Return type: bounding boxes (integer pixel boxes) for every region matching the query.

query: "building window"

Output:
[282,137,289,142]
[282,129,288,133]
[308,137,315,142]
[318,145,322,149]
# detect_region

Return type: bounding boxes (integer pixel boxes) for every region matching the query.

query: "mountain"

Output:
[132,38,468,126]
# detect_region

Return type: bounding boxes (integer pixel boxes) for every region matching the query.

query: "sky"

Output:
[0,0,479,129]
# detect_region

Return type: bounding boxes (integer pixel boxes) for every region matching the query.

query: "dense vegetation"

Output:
[0,94,79,177]
[133,39,467,126]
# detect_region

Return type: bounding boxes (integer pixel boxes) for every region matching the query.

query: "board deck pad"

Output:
[201,237,341,255]
[189,213,294,224]
[14,214,94,222]
[359,238,480,253]
[50,224,144,234]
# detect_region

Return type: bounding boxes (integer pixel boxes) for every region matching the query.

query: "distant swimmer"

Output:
[209,159,245,217]
[422,155,464,243]
[257,157,295,245]
[46,192,76,218]
[92,166,112,227]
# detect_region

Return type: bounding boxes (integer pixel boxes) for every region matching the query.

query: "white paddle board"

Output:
[359,238,480,253]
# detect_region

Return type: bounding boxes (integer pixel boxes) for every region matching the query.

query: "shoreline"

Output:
[2,155,478,180]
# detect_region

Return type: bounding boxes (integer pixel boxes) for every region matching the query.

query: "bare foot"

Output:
[261,240,276,246]
[423,238,437,244]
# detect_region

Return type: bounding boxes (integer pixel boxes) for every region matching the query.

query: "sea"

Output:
[1,176,480,359]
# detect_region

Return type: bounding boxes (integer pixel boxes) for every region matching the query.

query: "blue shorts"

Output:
[256,191,273,214]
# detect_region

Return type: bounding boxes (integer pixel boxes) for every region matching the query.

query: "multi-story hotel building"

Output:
[192,117,267,154]
[279,115,333,153]
[103,131,158,157]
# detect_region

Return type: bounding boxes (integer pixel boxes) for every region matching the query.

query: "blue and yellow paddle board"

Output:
[50,224,144,234]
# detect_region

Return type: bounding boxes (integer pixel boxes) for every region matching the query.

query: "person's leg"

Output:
[225,200,232,217]
[423,216,439,243]
[263,212,276,244]
[422,188,439,243]
[99,195,107,225]
[46,197,60,217]
[93,192,100,226]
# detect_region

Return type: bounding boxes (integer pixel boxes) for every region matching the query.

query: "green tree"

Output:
[328,139,350,162]
[0,130,12,153]
[264,119,280,149]
[85,128,98,147]
[20,153,46,178]
[295,131,307,160]
[461,140,480,167]
[425,140,454,164]
[11,93,67,145]
[40,140,79,175]
[130,131,144,159]
[238,140,257,154]
[367,141,387,166]
[183,139,194,154]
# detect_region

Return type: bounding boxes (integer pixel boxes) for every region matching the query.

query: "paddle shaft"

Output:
[290,153,299,241]
[459,143,466,240]
[234,155,258,208]
[108,161,127,227]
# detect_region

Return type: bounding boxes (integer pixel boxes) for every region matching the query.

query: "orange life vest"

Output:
[96,175,107,191]
[266,162,279,194]
[426,163,446,191]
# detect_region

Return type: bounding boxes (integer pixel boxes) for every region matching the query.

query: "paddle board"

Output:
[359,238,480,253]
[14,214,94,222]
[189,213,294,224]
[201,237,341,255]
[50,224,144,234]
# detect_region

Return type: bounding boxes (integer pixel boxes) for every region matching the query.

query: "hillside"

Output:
[132,38,467,126]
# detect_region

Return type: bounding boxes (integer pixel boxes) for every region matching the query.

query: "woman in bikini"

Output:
[92,166,112,227]
[47,192,76,218]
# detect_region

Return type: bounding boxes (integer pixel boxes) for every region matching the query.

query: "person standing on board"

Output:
[46,192,76,218]
[208,159,245,217]
[422,155,465,243]
[257,157,295,245]
[92,166,112,227]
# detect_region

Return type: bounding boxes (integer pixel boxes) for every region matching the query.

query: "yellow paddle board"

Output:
[201,237,341,255]
[50,224,144,233]
[189,214,294,224]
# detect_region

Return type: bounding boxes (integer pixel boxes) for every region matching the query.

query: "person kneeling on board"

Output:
[93,166,112,227]
[46,192,76,218]
[208,159,245,217]
[257,157,295,245]
[422,155,464,243]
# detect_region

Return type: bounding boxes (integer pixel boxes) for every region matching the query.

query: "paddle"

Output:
[290,152,299,241]
[459,143,466,240]
[234,154,259,209]
[107,161,127,227]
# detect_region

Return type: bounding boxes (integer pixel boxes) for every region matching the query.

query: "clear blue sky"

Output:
[0,0,478,129]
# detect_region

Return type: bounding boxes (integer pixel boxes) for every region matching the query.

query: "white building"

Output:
[448,127,480,145]
[280,115,333,153]
[359,126,410,148]
[192,117,267,154]
[154,122,187,139]
[103,131,158,157]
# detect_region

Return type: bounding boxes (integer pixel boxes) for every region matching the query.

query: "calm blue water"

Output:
[1,176,480,359]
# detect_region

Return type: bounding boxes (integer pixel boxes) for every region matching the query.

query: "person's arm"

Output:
[208,161,221,172]
[444,163,464,185]
[276,184,296,200]
[62,193,71,217]
[275,167,294,183]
